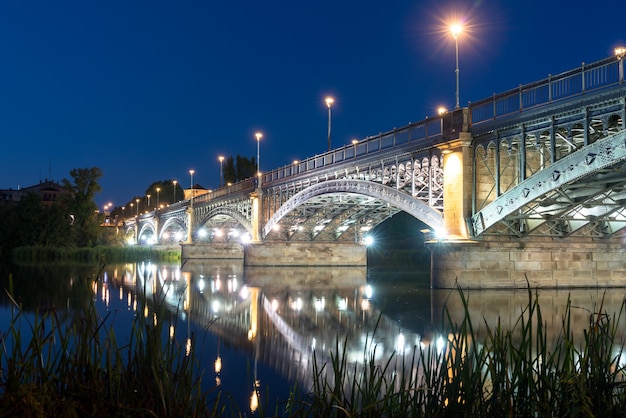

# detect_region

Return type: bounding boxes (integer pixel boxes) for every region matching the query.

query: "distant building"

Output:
[0,180,66,207]
[183,183,211,200]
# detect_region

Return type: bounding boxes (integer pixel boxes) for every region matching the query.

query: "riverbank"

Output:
[10,244,181,264]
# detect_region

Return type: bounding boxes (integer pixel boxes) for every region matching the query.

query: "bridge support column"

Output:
[186,207,193,243]
[439,131,472,239]
[429,237,626,289]
[250,188,262,242]
[244,242,366,267]
[153,216,159,244]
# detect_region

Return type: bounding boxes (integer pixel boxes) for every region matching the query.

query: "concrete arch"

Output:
[263,179,443,238]
[196,206,253,236]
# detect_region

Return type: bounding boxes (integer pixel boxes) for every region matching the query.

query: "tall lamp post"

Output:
[189,169,195,206]
[255,132,262,176]
[173,180,178,202]
[156,187,160,209]
[218,155,225,188]
[135,198,140,217]
[325,97,334,151]
[450,23,462,109]
[147,194,151,209]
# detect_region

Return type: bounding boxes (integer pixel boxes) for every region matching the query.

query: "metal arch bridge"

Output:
[124,52,626,245]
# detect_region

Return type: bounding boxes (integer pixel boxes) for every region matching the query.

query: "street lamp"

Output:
[156,188,160,208]
[218,155,225,188]
[147,194,151,208]
[189,169,195,205]
[255,132,262,176]
[122,206,125,218]
[325,96,334,151]
[173,180,178,202]
[135,198,140,217]
[450,23,462,109]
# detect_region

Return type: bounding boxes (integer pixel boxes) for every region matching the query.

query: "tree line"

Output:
[0,167,115,258]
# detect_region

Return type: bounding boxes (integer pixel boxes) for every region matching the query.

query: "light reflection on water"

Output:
[1,260,625,411]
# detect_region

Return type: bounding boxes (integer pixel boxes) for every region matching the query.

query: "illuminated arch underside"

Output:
[263,179,443,241]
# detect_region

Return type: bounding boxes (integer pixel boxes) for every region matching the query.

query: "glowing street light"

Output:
[173,180,178,202]
[189,169,195,209]
[325,96,334,151]
[255,132,262,176]
[450,23,463,109]
[218,155,225,188]
[135,198,140,217]
[438,106,448,136]
[156,187,160,209]
[146,194,151,208]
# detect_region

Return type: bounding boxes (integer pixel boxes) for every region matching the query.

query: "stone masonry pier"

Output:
[429,236,626,289]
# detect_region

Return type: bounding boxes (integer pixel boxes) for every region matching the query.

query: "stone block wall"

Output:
[430,237,626,289]
[244,242,366,267]
[181,242,244,259]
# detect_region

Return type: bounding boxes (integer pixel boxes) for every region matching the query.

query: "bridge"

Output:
[123,51,626,288]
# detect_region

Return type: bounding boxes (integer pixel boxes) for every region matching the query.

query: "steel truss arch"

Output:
[263,179,443,240]
[138,221,156,240]
[158,215,187,241]
[471,129,626,237]
[196,206,253,236]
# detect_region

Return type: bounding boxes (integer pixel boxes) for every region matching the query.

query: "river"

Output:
[1,260,624,412]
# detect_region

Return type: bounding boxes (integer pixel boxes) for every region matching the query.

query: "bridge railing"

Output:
[193,177,256,204]
[261,117,443,184]
[470,55,623,124]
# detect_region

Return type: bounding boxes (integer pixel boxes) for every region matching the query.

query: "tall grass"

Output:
[11,245,181,264]
[283,287,626,417]
[0,273,207,417]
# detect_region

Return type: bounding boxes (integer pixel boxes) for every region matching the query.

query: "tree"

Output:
[223,156,236,185]
[59,167,103,247]
[223,155,256,185]
[236,155,256,180]
[0,192,73,256]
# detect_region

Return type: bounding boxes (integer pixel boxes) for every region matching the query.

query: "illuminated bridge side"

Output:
[123,52,626,288]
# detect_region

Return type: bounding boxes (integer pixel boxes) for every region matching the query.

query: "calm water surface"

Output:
[1,260,625,412]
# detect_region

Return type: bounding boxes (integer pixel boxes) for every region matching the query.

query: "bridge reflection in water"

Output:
[99,261,626,405]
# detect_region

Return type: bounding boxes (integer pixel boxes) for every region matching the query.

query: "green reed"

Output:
[281,286,626,417]
[11,245,181,264]
[0,273,206,417]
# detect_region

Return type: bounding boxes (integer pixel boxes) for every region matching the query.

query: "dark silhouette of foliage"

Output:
[0,192,73,257]
[59,167,103,247]
[223,155,256,185]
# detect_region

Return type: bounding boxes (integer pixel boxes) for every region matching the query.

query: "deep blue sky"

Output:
[1,0,624,210]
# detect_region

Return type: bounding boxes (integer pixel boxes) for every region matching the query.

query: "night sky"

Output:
[1,0,624,210]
